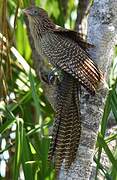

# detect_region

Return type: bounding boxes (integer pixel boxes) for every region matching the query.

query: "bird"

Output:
[23,6,103,175]
[23,6,103,95]
[48,72,81,173]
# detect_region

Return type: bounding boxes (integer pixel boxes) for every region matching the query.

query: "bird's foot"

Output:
[47,68,61,85]
[40,68,62,85]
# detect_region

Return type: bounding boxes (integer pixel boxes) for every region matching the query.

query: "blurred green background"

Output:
[0,0,117,180]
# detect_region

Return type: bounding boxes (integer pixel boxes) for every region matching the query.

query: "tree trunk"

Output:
[75,0,92,35]
[59,0,117,179]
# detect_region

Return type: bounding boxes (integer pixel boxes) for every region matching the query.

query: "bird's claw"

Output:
[47,68,59,85]
[40,68,62,85]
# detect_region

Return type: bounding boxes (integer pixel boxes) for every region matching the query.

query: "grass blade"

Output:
[13,118,24,180]
[98,133,117,171]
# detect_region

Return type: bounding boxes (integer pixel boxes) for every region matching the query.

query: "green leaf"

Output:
[29,69,42,127]
[96,92,111,178]
[94,156,112,180]
[111,90,117,122]
[15,18,24,55]
[98,133,117,171]
[100,92,111,136]
[110,147,117,180]
[13,118,24,180]
[0,108,16,134]
[21,129,34,180]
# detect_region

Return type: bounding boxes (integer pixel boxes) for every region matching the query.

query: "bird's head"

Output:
[23,6,48,19]
[23,6,55,32]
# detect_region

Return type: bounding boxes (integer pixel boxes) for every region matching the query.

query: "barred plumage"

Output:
[24,6,103,94]
[24,6,103,175]
[48,72,81,174]
[40,31,102,95]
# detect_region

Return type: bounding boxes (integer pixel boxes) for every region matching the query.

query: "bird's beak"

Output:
[22,8,31,16]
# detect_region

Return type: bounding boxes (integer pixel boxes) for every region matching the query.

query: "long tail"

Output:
[64,79,81,169]
[48,72,81,174]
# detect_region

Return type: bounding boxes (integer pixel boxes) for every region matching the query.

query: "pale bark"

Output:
[25,0,117,179]
[59,0,117,179]
[75,0,92,35]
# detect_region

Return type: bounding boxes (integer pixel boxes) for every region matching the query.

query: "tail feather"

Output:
[64,81,81,169]
[48,73,81,174]
[48,73,74,173]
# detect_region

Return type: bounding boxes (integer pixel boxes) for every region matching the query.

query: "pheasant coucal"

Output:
[48,72,81,173]
[23,6,103,174]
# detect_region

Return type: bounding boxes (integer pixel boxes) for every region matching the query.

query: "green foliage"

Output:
[0,0,117,180]
[0,0,77,179]
[95,47,117,180]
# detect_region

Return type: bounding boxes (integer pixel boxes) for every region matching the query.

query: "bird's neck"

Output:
[28,17,56,55]
[42,18,55,32]
[30,18,55,41]
[29,18,55,54]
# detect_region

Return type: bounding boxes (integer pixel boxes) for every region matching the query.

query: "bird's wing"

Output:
[41,32,103,94]
[53,28,95,50]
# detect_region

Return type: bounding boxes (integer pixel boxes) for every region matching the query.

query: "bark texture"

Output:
[25,0,117,179]
[75,0,92,35]
[59,0,117,179]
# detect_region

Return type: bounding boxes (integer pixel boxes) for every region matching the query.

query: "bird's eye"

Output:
[33,10,38,15]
